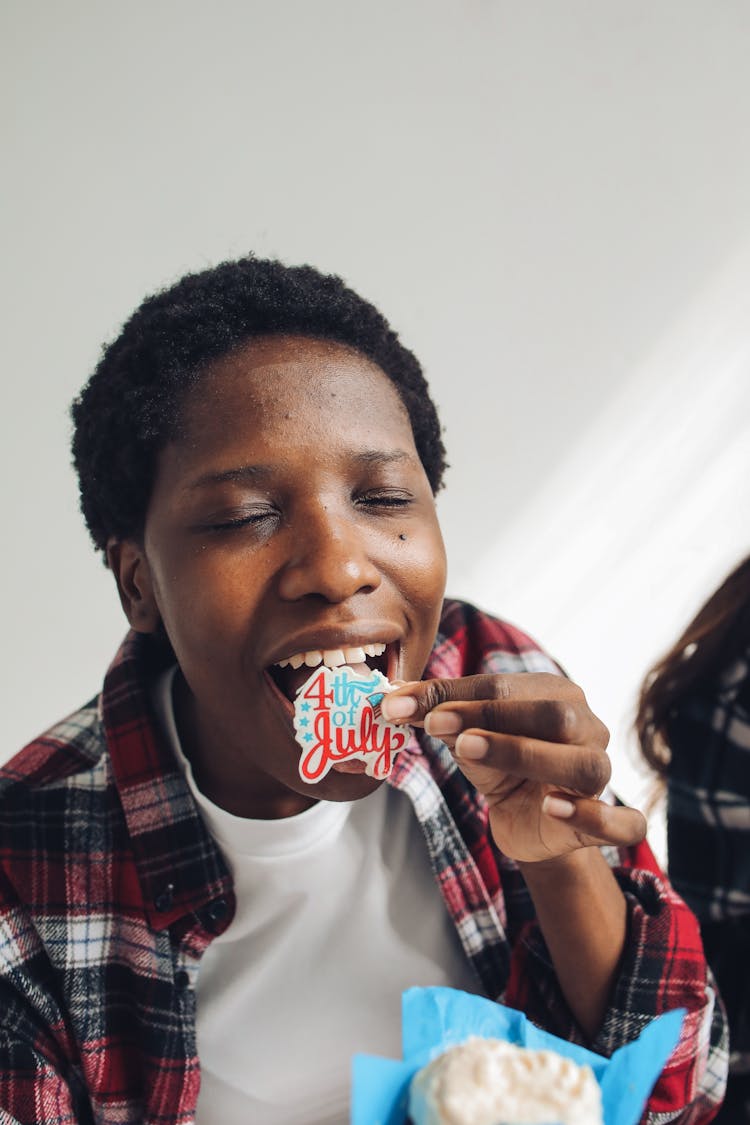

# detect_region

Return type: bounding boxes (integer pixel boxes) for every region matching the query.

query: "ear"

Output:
[106,539,162,634]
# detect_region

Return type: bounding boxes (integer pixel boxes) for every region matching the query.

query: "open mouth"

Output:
[266,642,394,710]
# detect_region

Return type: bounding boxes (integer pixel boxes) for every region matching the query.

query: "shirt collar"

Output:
[101,631,233,932]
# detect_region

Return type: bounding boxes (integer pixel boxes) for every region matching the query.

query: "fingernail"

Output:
[380,695,418,721]
[455,733,488,760]
[424,711,462,737]
[543,795,576,819]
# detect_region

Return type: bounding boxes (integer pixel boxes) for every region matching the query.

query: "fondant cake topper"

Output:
[293,665,409,782]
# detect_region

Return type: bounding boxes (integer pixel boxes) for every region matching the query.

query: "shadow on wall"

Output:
[454,242,750,864]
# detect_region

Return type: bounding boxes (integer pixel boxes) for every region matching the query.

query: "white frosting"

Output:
[408,1036,603,1125]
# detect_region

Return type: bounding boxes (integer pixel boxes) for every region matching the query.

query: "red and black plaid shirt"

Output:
[0,600,727,1123]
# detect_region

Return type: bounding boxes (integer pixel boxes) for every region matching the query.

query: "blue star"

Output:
[298,717,309,727]
[304,733,314,743]
[300,702,311,712]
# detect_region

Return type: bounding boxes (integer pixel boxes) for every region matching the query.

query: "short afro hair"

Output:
[71,255,448,555]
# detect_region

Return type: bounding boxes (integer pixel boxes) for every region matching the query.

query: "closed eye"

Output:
[197,506,279,532]
[356,490,414,510]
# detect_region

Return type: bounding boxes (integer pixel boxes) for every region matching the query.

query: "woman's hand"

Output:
[380,673,646,864]
[381,672,649,1037]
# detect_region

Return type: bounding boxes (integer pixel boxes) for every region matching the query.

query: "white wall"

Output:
[3,1,750,860]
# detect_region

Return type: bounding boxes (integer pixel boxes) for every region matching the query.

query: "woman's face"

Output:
[114,335,447,817]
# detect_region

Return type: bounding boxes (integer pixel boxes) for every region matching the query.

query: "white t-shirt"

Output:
[154,668,480,1125]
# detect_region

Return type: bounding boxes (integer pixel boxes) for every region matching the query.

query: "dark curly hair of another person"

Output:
[71,256,448,556]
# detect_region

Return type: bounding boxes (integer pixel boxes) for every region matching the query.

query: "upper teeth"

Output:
[275,642,387,670]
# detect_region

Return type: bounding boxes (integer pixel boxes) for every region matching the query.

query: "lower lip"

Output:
[330,760,368,775]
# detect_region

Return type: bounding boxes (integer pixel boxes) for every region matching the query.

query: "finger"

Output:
[454,730,612,796]
[541,793,647,849]
[422,697,607,750]
[380,673,584,725]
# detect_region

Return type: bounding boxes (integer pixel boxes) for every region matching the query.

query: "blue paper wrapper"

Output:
[351,986,684,1125]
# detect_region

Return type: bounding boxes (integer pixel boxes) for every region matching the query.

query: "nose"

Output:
[277,505,382,603]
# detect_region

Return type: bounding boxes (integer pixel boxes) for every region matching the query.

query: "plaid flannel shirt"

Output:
[0,600,727,1124]
[666,647,750,1075]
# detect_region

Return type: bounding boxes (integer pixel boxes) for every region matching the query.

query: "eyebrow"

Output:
[187,449,416,491]
[188,465,272,491]
[353,449,415,467]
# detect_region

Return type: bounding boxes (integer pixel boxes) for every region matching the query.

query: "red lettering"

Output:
[299,711,334,781]
[302,671,334,709]
[298,703,410,782]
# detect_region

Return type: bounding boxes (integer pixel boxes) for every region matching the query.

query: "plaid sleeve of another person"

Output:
[666,647,750,1073]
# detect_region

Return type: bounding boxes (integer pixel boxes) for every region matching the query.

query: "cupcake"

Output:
[408,1035,603,1125]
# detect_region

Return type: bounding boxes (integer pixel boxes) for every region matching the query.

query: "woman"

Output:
[637,554,750,1123]
[0,256,726,1123]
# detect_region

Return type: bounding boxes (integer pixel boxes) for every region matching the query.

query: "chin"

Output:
[299,771,385,803]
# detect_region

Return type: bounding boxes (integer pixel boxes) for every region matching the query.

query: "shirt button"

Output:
[154,883,175,913]
[204,898,229,928]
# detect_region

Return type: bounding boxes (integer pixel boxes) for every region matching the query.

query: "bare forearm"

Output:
[518,847,627,1041]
